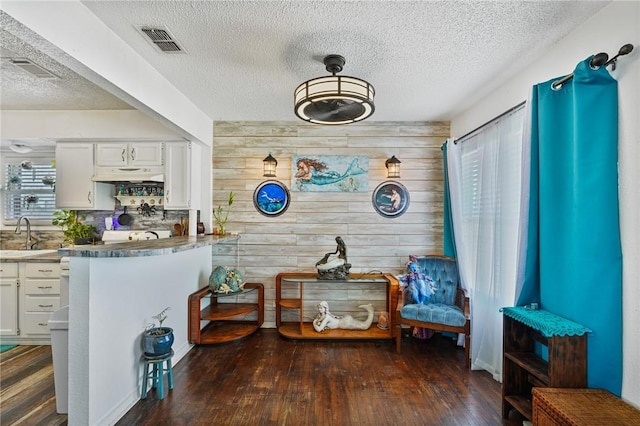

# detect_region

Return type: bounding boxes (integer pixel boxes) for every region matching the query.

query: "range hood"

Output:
[92,166,164,183]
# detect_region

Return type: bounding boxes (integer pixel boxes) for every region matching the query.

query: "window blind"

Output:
[3,159,57,223]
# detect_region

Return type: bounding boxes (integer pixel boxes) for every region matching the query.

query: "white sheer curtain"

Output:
[447,103,528,380]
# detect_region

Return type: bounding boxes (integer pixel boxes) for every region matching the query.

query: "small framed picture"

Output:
[372,181,410,218]
[253,180,291,217]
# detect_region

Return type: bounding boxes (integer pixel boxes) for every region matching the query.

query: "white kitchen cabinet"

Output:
[21,263,61,337]
[96,142,163,167]
[0,262,60,343]
[0,263,19,336]
[164,142,192,209]
[55,142,114,210]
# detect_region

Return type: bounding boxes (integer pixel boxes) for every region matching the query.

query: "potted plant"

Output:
[52,210,98,246]
[212,191,234,235]
[142,307,174,357]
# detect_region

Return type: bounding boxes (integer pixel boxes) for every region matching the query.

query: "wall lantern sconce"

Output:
[263,153,278,177]
[385,155,401,178]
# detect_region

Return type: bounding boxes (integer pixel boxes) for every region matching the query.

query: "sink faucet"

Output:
[15,216,38,250]
[144,231,160,240]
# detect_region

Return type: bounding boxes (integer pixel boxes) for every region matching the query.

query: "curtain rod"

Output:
[454,101,526,144]
[552,43,634,90]
[452,43,634,145]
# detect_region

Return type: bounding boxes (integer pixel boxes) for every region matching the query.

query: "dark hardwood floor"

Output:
[2,331,525,426]
[0,345,67,425]
[119,330,523,426]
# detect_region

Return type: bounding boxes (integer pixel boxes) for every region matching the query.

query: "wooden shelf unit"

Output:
[188,282,264,345]
[502,309,588,421]
[275,272,399,340]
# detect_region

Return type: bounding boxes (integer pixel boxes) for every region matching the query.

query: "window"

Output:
[2,156,57,224]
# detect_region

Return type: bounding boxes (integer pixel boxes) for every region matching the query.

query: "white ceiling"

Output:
[1,1,610,127]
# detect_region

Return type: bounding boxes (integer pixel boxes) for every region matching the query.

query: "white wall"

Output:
[451,1,640,407]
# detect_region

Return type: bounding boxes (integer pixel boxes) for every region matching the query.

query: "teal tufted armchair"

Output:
[395,255,471,368]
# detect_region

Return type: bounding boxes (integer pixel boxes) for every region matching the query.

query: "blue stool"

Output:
[141,349,174,400]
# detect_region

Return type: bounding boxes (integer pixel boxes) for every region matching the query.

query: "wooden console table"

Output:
[188,282,264,344]
[275,272,399,340]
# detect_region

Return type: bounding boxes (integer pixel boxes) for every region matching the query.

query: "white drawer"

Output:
[22,312,53,335]
[25,278,60,295]
[0,263,18,277]
[24,296,60,312]
[25,263,61,278]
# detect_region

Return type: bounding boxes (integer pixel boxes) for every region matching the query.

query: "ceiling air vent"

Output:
[9,58,59,78]
[138,26,185,54]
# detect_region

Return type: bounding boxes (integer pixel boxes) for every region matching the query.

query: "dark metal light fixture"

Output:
[385,155,401,178]
[294,55,375,125]
[263,153,278,177]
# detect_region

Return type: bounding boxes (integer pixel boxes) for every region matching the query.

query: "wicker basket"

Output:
[532,388,640,426]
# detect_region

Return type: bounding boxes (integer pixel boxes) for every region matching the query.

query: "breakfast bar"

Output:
[59,234,238,426]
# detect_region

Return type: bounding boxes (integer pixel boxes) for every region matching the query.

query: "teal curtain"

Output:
[515,97,540,307]
[534,57,622,394]
[441,142,456,258]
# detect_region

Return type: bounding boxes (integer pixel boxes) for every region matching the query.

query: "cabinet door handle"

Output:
[88,191,92,203]
[122,148,126,162]
[38,286,53,289]
[38,322,48,326]
[165,190,170,203]
[38,269,53,273]
[130,147,136,160]
[39,304,54,308]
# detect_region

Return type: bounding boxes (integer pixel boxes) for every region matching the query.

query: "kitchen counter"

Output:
[0,249,62,263]
[65,232,239,425]
[58,233,239,258]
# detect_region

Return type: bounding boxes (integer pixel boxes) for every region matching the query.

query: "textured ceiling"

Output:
[0,24,132,111]
[1,1,610,126]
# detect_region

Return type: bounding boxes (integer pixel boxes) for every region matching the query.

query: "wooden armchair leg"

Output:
[464,333,471,369]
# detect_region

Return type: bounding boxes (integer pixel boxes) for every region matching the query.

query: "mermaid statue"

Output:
[315,236,351,280]
[312,301,374,332]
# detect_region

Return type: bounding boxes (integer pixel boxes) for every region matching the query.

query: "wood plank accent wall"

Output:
[211,121,450,327]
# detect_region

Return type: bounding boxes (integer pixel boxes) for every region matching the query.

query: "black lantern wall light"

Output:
[294,55,375,125]
[263,153,278,177]
[385,155,401,178]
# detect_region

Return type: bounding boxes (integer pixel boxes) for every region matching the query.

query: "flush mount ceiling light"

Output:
[294,55,375,125]
[9,143,33,154]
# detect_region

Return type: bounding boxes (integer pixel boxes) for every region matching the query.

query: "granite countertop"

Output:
[57,234,240,258]
[0,249,63,263]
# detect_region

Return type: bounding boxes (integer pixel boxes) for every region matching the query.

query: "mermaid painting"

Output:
[293,156,368,192]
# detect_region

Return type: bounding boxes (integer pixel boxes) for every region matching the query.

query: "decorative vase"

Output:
[142,327,174,357]
[209,266,244,294]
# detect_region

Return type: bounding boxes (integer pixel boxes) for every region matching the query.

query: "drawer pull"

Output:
[38,322,48,326]
[38,286,53,289]
[39,304,54,308]
[38,269,53,273]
